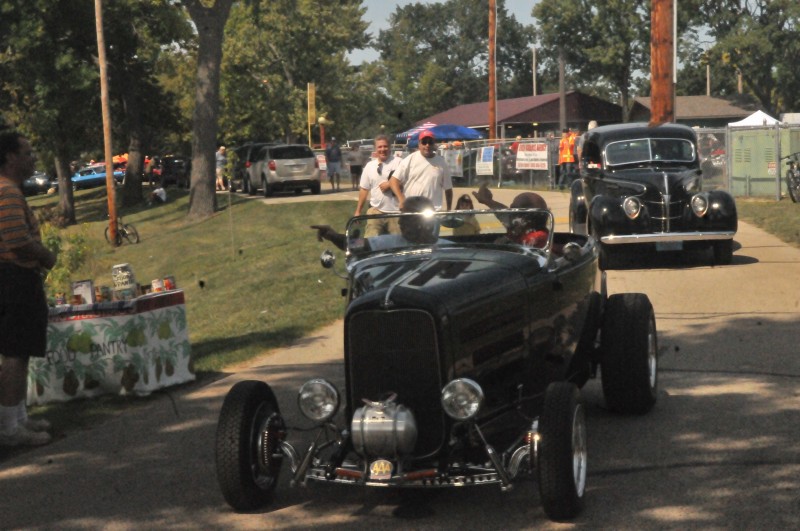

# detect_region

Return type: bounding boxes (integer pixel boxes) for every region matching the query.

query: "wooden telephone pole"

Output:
[649,0,675,126]
[94,0,118,244]
[488,0,497,140]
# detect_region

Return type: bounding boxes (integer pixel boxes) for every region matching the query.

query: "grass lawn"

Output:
[27,186,355,375]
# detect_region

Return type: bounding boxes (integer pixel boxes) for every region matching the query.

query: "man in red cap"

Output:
[389,129,453,211]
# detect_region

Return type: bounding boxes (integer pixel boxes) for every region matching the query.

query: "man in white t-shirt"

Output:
[354,135,401,237]
[389,129,453,211]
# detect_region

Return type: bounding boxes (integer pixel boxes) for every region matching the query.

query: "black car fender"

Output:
[569,180,587,234]
[704,190,738,229]
[587,195,628,239]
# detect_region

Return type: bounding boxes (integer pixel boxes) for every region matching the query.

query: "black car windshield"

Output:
[604,137,695,166]
[345,209,554,259]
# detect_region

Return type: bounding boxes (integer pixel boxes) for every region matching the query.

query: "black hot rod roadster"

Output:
[215,207,658,521]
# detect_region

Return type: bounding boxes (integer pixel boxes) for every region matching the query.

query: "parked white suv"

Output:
[249,144,321,196]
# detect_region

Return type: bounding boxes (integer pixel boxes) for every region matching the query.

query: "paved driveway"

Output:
[2,189,799,529]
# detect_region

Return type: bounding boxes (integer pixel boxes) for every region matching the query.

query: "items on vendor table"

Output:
[112,263,136,290]
[71,279,95,304]
[151,278,165,293]
[164,275,176,290]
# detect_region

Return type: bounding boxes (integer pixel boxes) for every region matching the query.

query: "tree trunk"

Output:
[184,0,234,220]
[54,154,76,226]
[120,78,144,207]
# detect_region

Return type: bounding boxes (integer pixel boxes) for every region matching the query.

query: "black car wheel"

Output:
[244,177,255,195]
[311,181,321,195]
[712,239,733,265]
[262,177,274,197]
[600,293,658,414]
[215,380,285,512]
[537,382,587,521]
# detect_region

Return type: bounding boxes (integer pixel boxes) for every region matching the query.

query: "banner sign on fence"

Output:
[442,149,464,177]
[477,146,495,175]
[515,143,549,170]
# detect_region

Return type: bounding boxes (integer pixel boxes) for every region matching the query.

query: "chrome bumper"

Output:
[601,231,735,245]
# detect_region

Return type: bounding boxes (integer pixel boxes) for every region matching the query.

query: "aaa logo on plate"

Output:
[369,459,393,481]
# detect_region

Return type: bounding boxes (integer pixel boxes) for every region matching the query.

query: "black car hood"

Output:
[347,247,543,314]
[606,166,701,196]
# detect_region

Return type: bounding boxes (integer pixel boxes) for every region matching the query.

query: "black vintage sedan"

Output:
[215,207,658,521]
[569,123,737,269]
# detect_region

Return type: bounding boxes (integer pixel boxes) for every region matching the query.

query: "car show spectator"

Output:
[452,194,480,236]
[325,137,342,191]
[472,183,550,248]
[0,131,57,447]
[558,128,577,189]
[215,145,228,191]
[354,135,401,237]
[389,129,453,211]
[346,145,363,190]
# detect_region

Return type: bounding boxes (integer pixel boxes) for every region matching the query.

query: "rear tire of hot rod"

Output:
[600,293,658,414]
[215,380,285,511]
[537,382,587,521]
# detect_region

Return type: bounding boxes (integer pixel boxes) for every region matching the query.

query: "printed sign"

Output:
[477,146,495,175]
[516,143,549,170]
[316,154,328,171]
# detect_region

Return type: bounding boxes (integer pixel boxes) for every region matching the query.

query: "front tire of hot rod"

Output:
[215,380,285,511]
[537,382,587,521]
[600,293,658,414]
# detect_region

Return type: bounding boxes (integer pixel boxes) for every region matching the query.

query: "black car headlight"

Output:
[622,197,642,220]
[691,194,709,217]
[298,379,339,422]
[441,378,484,421]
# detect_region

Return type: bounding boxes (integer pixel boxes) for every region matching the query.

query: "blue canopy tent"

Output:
[404,123,484,148]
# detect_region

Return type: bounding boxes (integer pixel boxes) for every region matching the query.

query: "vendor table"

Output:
[27,290,194,405]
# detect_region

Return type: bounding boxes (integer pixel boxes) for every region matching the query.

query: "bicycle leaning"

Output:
[104,216,140,245]
[782,151,800,203]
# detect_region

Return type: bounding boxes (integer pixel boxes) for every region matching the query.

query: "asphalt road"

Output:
[1,188,799,529]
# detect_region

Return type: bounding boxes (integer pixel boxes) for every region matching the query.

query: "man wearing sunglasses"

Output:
[354,135,401,237]
[389,129,453,212]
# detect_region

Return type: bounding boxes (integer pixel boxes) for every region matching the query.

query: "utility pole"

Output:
[649,0,675,125]
[94,0,118,245]
[488,0,497,140]
[558,47,566,131]
[532,47,537,96]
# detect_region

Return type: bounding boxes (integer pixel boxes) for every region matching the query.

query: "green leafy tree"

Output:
[534,0,651,121]
[681,0,800,116]
[219,0,370,146]
[0,0,101,224]
[374,0,536,128]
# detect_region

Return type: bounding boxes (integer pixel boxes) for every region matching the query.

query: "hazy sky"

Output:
[349,0,539,64]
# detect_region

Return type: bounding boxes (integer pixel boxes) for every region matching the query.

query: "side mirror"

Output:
[320,250,336,269]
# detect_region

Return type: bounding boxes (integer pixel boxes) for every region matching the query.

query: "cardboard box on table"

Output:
[27,290,194,405]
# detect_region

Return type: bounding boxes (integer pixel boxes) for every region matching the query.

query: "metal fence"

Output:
[697,124,800,200]
[322,125,800,199]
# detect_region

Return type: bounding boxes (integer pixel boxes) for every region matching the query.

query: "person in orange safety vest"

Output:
[557,128,576,189]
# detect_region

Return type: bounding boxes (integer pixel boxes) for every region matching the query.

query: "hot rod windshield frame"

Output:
[344,208,555,260]
[604,137,696,167]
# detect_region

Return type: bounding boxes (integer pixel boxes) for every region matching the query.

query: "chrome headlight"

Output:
[622,197,642,220]
[441,378,484,420]
[298,379,339,422]
[691,194,709,217]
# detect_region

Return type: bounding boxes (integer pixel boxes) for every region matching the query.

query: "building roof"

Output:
[632,95,752,120]
[417,91,622,128]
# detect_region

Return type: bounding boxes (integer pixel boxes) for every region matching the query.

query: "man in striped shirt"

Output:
[0,131,57,447]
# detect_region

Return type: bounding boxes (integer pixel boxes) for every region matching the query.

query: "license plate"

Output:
[656,241,683,251]
[369,459,393,481]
